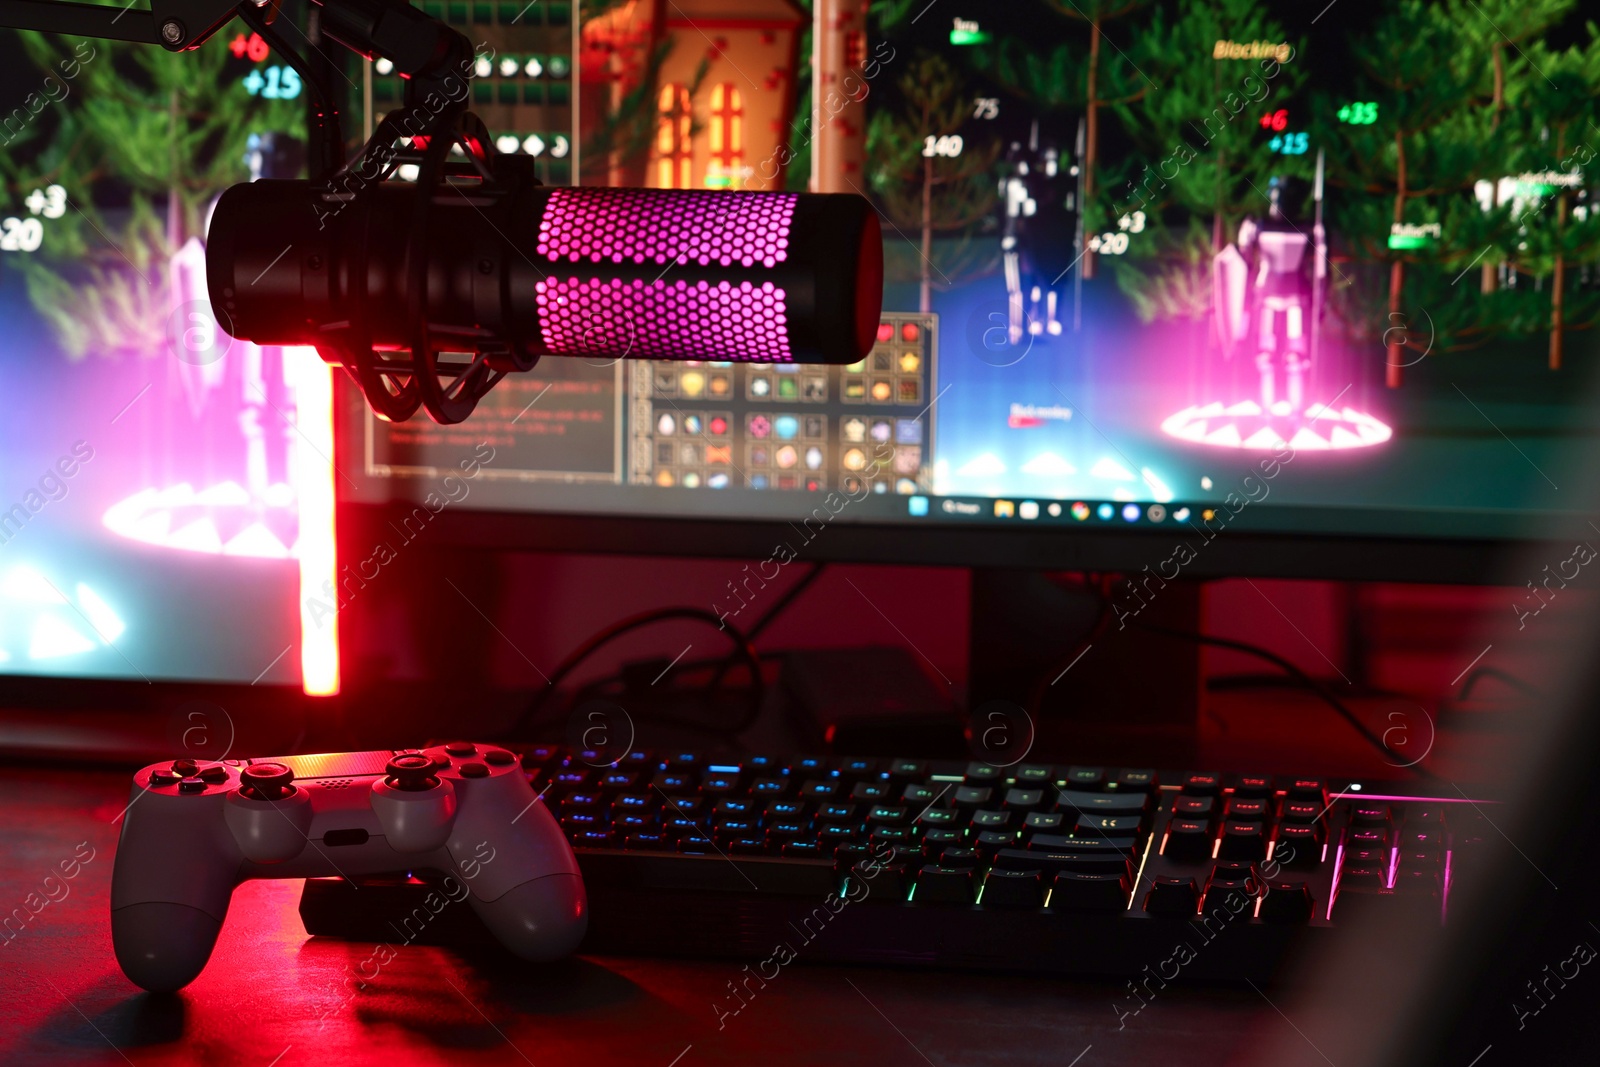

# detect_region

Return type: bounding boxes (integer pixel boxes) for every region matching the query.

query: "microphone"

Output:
[206,168,884,423]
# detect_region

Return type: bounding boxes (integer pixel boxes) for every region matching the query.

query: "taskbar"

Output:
[901,492,1580,544]
[910,494,1185,527]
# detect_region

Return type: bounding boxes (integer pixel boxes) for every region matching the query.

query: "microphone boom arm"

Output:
[0,0,476,177]
[0,0,169,43]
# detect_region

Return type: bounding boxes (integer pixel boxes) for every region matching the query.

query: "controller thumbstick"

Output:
[226,762,312,863]
[385,754,441,792]
[239,762,296,801]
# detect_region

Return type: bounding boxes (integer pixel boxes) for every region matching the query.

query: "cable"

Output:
[748,562,828,641]
[510,566,826,745]
[702,562,828,696]
[1207,673,1414,701]
[1133,620,1443,781]
[1457,665,1540,702]
[507,607,764,742]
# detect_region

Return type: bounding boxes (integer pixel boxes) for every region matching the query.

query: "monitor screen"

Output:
[0,30,319,685]
[345,0,1600,558]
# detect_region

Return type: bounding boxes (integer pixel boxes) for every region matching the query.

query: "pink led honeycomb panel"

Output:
[532,188,801,360]
[535,188,797,268]
[535,278,792,361]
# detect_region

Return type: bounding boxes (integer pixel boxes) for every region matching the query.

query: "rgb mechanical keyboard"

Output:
[299,744,1486,981]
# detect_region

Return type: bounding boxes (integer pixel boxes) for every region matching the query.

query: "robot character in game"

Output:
[1213,151,1327,413]
[1000,121,1083,343]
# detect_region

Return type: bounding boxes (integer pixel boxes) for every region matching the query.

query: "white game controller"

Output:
[110,744,586,992]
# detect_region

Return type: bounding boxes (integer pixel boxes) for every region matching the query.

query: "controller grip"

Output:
[111,902,225,993]
[469,873,588,962]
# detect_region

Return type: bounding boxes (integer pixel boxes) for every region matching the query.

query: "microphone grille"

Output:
[534,187,797,269]
[534,277,791,362]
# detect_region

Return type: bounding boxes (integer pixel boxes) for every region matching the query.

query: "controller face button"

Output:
[172,758,199,777]
[385,754,442,791]
[178,777,207,794]
[444,741,477,757]
[458,761,489,778]
[483,748,514,766]
[198,765,231,783]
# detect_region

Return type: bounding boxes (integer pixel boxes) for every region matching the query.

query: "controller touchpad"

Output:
[275,752,395,779]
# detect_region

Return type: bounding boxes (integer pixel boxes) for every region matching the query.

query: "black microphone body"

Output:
[207,179,884,370]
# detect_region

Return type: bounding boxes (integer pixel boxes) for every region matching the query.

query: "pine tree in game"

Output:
[1318,0,1497,388]
[1104,0,1304,372]
[1452,0,1574,295]
[1490,24,1600,370]
[1040,0,1148,283]
[0,31,302,360]
[866,50,999,312]
[1113,0,1303,250]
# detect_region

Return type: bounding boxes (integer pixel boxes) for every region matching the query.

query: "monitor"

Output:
[0,29,326,689]
[342,0,1600,585]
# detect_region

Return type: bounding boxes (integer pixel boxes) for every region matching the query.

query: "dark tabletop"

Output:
[0,765,1282,1067]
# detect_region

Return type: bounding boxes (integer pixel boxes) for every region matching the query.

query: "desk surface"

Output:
[0,765,1281,1067]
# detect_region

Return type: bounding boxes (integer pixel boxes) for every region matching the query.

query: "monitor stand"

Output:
[967,569,1203,769]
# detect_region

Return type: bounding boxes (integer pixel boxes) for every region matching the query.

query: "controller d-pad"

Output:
[178,777,207,794]
[172,758,199,777]
[385,754,441,791]
[240,762,296,801]
[149,769,183,787]
[198,765,230,783]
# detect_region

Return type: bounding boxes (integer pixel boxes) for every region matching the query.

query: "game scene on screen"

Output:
[0,38,312,682]
[354,0,1600,545]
